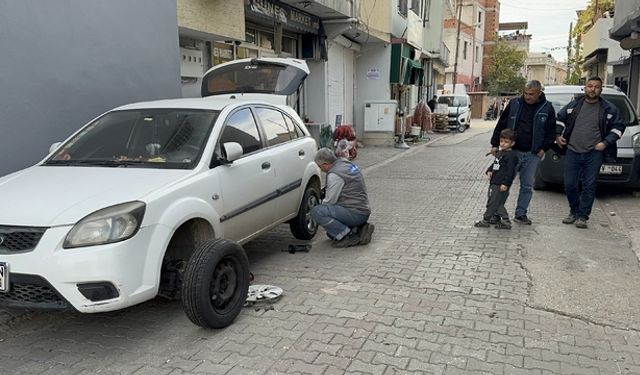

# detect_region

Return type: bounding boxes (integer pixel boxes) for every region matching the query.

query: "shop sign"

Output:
[245,0,320,34]
[366,68,381,80]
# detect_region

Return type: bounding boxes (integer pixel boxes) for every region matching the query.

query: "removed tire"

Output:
[289,184,320,240]
[181,238,250,328]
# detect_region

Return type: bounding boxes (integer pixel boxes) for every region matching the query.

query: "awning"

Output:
[403,59,424,85]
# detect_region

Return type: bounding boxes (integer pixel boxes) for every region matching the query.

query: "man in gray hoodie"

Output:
[312,148,374,248]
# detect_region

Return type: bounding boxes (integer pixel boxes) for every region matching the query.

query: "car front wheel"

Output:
[289,184,320,240]
[181,238,250,328]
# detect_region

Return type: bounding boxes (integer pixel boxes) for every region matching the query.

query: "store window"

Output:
[213,42,234,66]
[260,32,274,50]
[282,36,296,55]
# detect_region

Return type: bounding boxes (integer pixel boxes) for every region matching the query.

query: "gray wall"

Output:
[0,0,181,176]
[355,43,392,136]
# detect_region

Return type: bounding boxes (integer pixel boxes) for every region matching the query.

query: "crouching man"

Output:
[312,148,374,248]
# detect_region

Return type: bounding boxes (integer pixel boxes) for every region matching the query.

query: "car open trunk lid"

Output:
[201,58,309,105]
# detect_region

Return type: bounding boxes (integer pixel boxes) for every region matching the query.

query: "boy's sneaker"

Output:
[575,218,588,229]
[514,215,532,225]
[488,215,500,224]
[562,214,577,224]
[495,219,512,230]
[474,220,491,228]
[358,223,375,245]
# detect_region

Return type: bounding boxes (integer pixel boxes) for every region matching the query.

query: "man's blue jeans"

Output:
[514,151,541,218]
[564,149,603,220]
[311,204,369,240]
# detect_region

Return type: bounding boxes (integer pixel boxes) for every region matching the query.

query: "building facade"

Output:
[609,2,640,110]
[0,0,182,177]
[443,0,488,92]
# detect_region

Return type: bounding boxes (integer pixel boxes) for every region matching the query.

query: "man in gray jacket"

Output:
[312,148,374,248]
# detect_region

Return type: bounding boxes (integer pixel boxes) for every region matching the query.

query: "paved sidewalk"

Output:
[2,121,640,375]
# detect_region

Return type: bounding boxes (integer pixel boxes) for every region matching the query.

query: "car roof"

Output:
[113,97,281,111]
[544,85,625,96]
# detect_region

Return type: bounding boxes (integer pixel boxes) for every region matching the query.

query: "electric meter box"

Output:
[363,100,397,132]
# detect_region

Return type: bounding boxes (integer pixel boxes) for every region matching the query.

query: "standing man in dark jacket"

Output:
[427,95,438,112]
[490,80,556,225]
[556,76,625,229]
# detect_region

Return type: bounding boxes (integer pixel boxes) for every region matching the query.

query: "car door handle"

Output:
[261,162,271,170]
[298,150,305,156]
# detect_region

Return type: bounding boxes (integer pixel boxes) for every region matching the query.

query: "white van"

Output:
[437,94,472,132]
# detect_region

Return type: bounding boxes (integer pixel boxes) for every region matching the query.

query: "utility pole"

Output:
[567,22,572,82]
[452,0,463,93]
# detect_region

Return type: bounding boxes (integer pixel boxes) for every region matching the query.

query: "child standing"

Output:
[475,129,518,229]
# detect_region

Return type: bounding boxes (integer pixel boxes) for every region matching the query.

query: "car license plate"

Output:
[600,164,623,175]
[0,263,8,293]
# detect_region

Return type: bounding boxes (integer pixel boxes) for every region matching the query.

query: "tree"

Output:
[567,0,615,84]
[484,40,527,95]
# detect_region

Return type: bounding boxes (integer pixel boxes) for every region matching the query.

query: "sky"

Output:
[498,0,590,63]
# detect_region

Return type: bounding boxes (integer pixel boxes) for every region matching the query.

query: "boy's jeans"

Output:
[564,149,603,220]
[311,204,369,240]
[514,151,541,218]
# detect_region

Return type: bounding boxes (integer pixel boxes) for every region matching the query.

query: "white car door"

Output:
[253,106,309,217]
[214,108,277,242]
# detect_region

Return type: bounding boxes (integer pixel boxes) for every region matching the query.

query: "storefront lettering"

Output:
[246,0,319,33]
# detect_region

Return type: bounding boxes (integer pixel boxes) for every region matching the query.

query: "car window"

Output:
[218,108,262,155]
[547,93,638,125]
[45,109,218,169]
[255,107,292,146]
[284,114,305,138]
[438,96,467,107]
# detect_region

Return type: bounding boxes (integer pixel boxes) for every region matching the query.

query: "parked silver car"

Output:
[534,85,640,190]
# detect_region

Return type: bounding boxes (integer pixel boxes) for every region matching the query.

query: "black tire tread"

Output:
[181,238,249,328]
[289,184,320,240]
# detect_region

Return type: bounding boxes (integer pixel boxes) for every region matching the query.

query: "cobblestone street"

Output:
[2,121,640,374]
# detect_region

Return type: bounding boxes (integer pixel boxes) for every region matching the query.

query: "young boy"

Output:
[475,129,518,229]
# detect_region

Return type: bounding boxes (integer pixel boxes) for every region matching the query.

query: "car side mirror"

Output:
[223,142,244,162]
[49,142,62,154]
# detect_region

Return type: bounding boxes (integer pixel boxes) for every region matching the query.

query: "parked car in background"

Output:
[437,93,471,132]
[0,58,321,329]
[534,85,640,190]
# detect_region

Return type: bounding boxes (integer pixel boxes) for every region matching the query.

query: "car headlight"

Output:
[633,133,640,148]
[64,201,146,248]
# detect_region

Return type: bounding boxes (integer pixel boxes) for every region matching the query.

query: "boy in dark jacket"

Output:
[475,129,519,229]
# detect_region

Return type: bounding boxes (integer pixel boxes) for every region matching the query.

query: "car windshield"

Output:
[44,109,219,169]
[546,93,638,125]
[438,96,467,107]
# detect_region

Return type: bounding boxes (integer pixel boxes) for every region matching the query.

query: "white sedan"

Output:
[0,58,321,328]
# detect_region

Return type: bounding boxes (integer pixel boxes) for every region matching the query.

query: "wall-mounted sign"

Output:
[366,68,381,80]
[245,0,320,34]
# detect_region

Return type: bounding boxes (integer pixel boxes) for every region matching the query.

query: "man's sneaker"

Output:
[474,220,491,228]
[332,231,361,248]
[562,214,577,224]
[514,215,532,225]
[488,215,500,224]
[358,223,375,245]
[575,218,588,229]
[495,219,512,230]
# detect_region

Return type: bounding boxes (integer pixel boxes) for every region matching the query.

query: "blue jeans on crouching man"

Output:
[514,151,542,218]
[564,149,603,220]
[311,205,369,240]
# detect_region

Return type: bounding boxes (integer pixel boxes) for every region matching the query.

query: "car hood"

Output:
[0,166,190,226]
[617,124,640,148]
[448,106,469,115]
